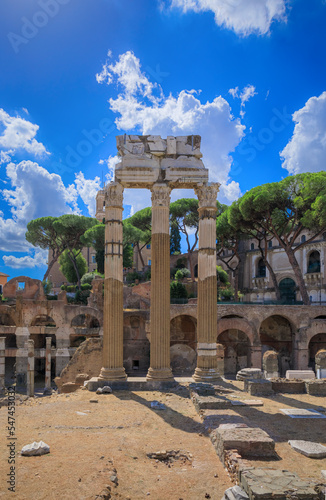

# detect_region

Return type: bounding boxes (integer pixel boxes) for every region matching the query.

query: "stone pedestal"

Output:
[26,339,34,397]
[147,184,174,381]
[193,183,221,382]
[55,338,70,377]
[45,337,52,389]
[251,345,262,369]
[99,182,127,381]
[0,338,5,395]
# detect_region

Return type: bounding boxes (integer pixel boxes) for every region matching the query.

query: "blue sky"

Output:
[1,0,326,281]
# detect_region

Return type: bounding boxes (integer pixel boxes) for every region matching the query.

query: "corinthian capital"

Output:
[151,183,171,208]
[195,183,220,208]
[106,182,124,207]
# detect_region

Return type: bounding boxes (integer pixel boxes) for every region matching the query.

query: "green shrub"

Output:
[81,283,92,291]
[176,257,187,269]
[66,285,76,293]
[46,295,58,301]
[175,268,190,281]
[170,267,178,278]
[42,279,52,295]
[74,289,90,305]
[81,271,104,285]
[144,269,151,281]
[170,281,188,299]
[126,271,142,284]
[60,285,65,291]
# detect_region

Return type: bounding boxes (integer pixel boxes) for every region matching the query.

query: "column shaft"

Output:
[45,337,52,389]
[193,183,221,382]
[26,339,34,397]
[99,182,126,381]
[147,184,173,381]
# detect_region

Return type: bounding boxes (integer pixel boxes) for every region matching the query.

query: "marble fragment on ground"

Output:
[280,408,326,418]
[21,441,50,457]
[288,440,326,458]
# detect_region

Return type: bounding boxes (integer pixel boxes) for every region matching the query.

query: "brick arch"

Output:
[304,321,326,347]
[217,318,256,345]
[257,311,297,332]
[170,307,197,322]
[0,306,17,326]
[65,306,103,327]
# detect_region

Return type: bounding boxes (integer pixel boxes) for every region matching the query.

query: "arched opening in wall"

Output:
[308,250,321,273]
[279,278,296,304]
[170,315,197,374]
[194,264,198,279]
[259,315,294,376]
[308,333,326,370]
[0,313,16,326]
[217,329,250,375]
[222,315,244,319]
[257,258,266,278]
[71,314,101,340]
[123,315,149,375]
[31,315,56,327]
[314,316,326,320]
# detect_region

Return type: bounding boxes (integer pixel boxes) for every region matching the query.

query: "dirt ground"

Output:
[0,380,325,500]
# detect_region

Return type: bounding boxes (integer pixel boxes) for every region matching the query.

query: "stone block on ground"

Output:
[271,379,305,393]
[236,368,263,381]
[210,424,275,461]
[286,370,315,380]
[244,379,273,396]
[60,382,79,393]
[288,440,326,458]
[192,393,232,411]
[280,408,326,418]
[240,468,320,499]
[189,382,216,395]
[305,379,326,396]
[75,373,90,386]
[96,386,112,394]
[222,485,249,500]
[21,441,50,457]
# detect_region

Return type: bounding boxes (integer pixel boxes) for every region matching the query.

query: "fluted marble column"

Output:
[99,182,127,381]
[45,337,52,389]
[193,183,221,382]
[26,339,34,397]
[147,183,174,381]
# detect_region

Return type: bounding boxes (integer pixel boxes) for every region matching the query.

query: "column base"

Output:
[192,367,221,382]
[99,367,127,381]
[146,367,174,382]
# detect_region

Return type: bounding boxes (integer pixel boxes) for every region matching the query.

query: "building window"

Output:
[148,260,151,266]
[268,240,273,248]
[146,244,151,249]
[250,243,254,250]
[0,285,2,294]
[301,234,306,243]
[92,255,96,264]
[257,258,266,278]
[17,282,25,291]
[307,250,320,273]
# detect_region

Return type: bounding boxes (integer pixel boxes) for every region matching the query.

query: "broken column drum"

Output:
[193,183,221,382]
[99,182,127,381]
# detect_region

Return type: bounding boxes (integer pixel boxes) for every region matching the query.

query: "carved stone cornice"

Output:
[195,183,220,209]
[151,183,171,208]
[105,182,124,208]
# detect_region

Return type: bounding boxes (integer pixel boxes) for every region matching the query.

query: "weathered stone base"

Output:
[146,367,174,381]
[210,424,276,461]
[99,367,127,381]
[193,367,221,382]
[272,379,305,393]
[192,393,233,411]
[244,379,274,396]
[305,379,326,395]
[86,376,177,392]
[240,468,321,499]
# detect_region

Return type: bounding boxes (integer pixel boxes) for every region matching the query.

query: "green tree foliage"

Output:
[26,216,65,280]
[170,281,188,299]
[81,271,104,285]
[123,243,134,268]
[228,173,326,305]
[81,224,105,274]
[124,207,152,269]
[170,221,181,254]
[59,249,87,284]
[170,199,199,281]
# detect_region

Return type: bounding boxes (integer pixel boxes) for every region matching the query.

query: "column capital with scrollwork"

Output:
[151,183,171,208]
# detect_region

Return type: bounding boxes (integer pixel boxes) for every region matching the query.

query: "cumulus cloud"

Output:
[167,0,287,36]
[3,249,48,269]
[97,51,245,206]
[0,150,12,165]
[280,92,326,175]
[0,160,78,252]
[0,108,49,156]
[74,172,101,217]
[229,84,257,117]
[99,155,120,184]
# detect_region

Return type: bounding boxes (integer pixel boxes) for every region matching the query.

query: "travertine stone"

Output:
[263,350,279,379]
[45,337,52,389]
[193,183,221,382]
[288,440,326,458]
[286,369,315,379]
[26,339,34,397]
[0,338,5,395]
[99,182,126,381]
[147,184,173,381]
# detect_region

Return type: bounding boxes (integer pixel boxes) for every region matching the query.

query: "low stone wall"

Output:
[305,379,326,395]
[244,379,274,396]
[271,379,305,393]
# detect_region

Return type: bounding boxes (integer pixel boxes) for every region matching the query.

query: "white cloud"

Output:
[74,172,101,217]
[99,155,120,184]
[167,0,287,36]
[280,92,326,175]
[229,84,257,117]
[0,160,78,252]
[0,150,12,165]
[98,51,245,207]
[229,87,239,98]
[0,109,49,156]
[3,249,48,269]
